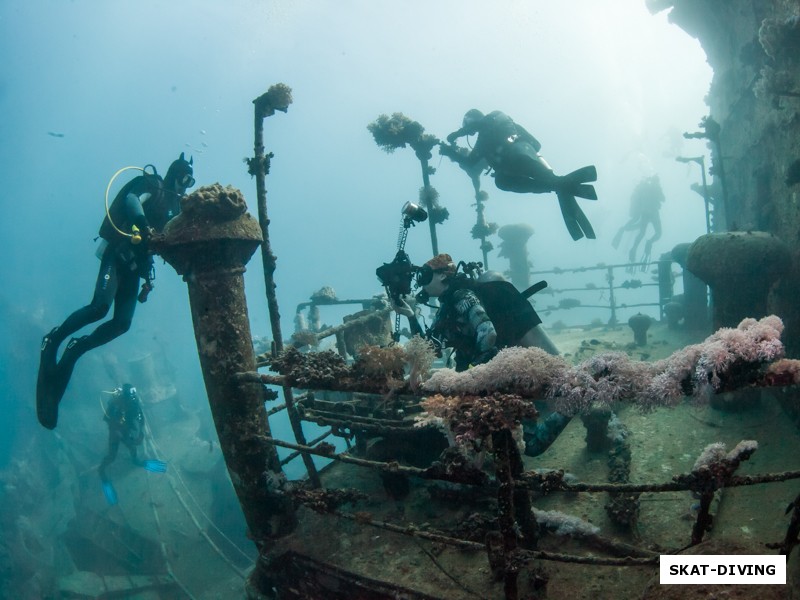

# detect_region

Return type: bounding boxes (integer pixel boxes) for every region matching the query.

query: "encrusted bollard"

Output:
[686,231,790,329]
[156,183,296,546]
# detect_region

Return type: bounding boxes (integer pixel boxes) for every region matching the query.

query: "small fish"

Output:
[47,131,65,138]
[201,141,208,147]
[200,129,206,135]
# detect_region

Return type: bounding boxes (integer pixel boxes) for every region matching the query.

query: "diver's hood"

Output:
[462,109,484,132]
[165,151,193,182]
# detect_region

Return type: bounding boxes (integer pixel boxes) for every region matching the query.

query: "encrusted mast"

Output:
[249,83,321,488]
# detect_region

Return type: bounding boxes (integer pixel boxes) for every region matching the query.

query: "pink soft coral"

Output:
[643,315,785,408]
[422,346,567,397]
[422,316,786,414]
[549,352,654,416]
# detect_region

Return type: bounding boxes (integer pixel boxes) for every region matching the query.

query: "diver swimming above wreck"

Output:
[442,109,598,241]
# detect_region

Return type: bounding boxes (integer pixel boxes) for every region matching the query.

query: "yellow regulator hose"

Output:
[104,166,145,243]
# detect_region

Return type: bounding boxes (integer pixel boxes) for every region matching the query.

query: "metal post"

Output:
[656,252,674,321]
[419,157,439,256]
[252,85,321,488]
[607,266,618,325]
[471,175,491,269]
[698,156,712,233]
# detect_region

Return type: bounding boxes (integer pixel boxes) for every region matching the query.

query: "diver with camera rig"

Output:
[377,203,568,456]
[392,253,559,371]
[376,202,559,371]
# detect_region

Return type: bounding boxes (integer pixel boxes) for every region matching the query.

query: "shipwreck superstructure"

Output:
[7,1,800,593]
[140,82,800,598]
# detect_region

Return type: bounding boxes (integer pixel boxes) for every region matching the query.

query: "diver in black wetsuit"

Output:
[99,383,145,481]
[98,383,167,505]
[391,253,560,370]
[443,109,598,241]
[36,154,195,430]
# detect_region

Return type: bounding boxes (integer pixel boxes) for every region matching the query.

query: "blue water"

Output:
[0,1,715,596]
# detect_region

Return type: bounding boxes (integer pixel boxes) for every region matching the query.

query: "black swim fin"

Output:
[563,165,597,184]
[572,184,597,200]
[557,166,597,200]
[36,328,60,430]
[48,336,87,415]
[557,192,596,241]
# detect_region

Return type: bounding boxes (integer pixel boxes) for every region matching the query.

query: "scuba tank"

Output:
[99,165,162,244]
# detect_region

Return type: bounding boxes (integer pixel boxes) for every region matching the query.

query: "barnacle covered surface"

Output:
[270,347,352,390]
[180,184,248,221]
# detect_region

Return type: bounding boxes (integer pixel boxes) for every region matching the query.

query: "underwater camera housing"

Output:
[376,202,427,301]
[376,250,418,301]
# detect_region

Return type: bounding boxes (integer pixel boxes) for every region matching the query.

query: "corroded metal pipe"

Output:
[156,183,296,545]
[251,84,321,488]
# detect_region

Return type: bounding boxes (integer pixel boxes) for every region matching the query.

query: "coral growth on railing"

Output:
[422,316,789,416]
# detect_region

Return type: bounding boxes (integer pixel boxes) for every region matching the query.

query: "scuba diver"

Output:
[36,153,195,430]
[98,384,167,506]
[391,253,559,372]
[390,253,569,456]
[443,109,598,241]
[612,174,665,268]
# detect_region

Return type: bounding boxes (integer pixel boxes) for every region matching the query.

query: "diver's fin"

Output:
[49,336,87,409]
[142,459,167,473]
[556,193,585,240]
[563,165,597,184]
[101,480,118,506]
[573,202,596,239]
[572,184,597,200]
[36,328,60,430]
[557,193,596,240]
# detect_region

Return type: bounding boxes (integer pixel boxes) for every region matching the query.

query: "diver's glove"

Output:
[472,347,499,366]
[138,264,156,303]
[138,281,153,303]
[390,296,415,318]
